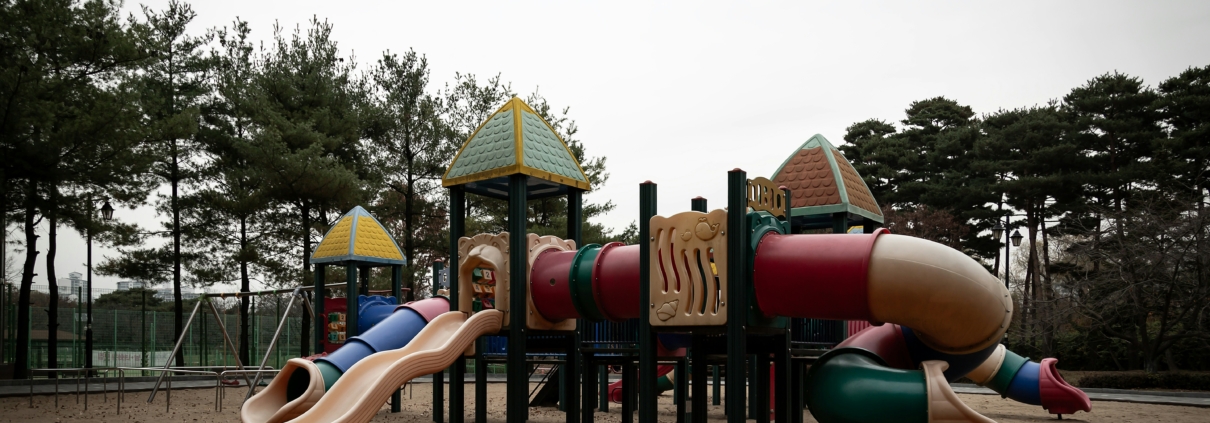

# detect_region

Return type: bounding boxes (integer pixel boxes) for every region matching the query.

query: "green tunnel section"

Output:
[806,348,928,423]
[568,244,605,321]
[986,348,1028,396]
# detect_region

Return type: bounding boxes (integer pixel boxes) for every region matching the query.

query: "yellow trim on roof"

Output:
[441,164,593,191]
[513,98,525,168]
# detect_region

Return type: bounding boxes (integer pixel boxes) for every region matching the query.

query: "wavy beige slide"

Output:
[285,310,503,423]
[242,359,326,423]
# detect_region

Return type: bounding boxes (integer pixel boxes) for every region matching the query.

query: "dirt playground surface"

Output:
[0,382,1203,422]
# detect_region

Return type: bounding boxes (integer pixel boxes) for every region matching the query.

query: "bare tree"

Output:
[1054,198,1210,372]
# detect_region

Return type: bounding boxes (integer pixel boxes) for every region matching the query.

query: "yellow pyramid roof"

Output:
[310,206,406,266]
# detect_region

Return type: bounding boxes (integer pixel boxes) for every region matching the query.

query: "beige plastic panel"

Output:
[923,360,996,423]
[525,234,577,331]
[649,209,728,326]
[458,233,511,326]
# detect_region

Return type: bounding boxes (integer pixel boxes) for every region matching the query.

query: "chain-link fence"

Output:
[1,285,308,377]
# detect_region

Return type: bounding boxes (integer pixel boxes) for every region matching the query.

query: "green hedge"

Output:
[1079,372,1210,390]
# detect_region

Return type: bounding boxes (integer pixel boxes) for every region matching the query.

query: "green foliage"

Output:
[840,97,998,260]
[1,0,153,378]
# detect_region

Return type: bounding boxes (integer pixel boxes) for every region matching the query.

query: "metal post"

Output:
[638,181,658,423]
[208,300,252,387]
[244,289,301,401]
[147,300,202,402]
[507,174,529,423]
[726,169,749,422]
[86,229,93,371]
[448,186,466,423]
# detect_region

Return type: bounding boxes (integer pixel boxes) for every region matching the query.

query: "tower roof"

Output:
[310,206,406,266]
[771,134,883,226]
[442,97,591,199]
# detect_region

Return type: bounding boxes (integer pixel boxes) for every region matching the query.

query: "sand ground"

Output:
[0,382,1203,422]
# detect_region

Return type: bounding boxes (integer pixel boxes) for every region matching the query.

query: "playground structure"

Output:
[242,97,1092,423]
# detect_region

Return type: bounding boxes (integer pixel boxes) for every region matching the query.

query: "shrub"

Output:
[1078,372,1210,390]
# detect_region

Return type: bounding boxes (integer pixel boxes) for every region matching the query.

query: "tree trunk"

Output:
[1165,348,1180,371]
[404,179,415,302]
[15,181,38,379]
[1040,203,1055,357]
[300,202,311,357]
[172,149,184,367]
[239,216,250,366]
[46,191,59,376]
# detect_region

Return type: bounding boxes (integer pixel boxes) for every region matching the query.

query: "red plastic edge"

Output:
[752,228,888,320]
[593,242,640,321]
[835,323,914,370]
[1038,357,1091,414]
[399,296,450,323]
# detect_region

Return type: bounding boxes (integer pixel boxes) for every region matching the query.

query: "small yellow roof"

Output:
[310,206,406,266]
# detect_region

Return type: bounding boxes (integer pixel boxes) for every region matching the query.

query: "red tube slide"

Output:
[753,230,1011,354]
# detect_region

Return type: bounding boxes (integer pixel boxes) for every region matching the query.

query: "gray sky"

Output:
[8,0,1210,292]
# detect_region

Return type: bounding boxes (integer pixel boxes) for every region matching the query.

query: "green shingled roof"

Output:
[443,97,591,191]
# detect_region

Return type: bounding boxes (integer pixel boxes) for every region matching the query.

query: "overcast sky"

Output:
[7,0,1210,293]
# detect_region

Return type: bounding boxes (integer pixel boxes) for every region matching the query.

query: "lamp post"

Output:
[991,220,1025,292]
[86,199,114,370]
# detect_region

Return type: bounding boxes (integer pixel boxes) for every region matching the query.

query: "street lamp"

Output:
[992,223,1005,242]
[1010,230,1024,247]
[86,199,113,371]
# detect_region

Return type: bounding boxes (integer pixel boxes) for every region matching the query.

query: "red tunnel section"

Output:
[529,242,642,322]
[531,249,579,321]
[752,229,886,320]
[592,243,641,321]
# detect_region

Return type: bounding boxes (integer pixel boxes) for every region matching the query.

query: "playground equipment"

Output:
[240,98,1089,423]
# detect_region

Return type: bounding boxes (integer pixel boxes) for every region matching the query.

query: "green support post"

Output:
[756,356,770,423]
[599,365,608,412]
[448,187,466,423]
[638,181,658,423]
[775,331,791,423]
[314,265,325,354]
[507,174,530,423]
[566,187,585,423]
[359,265,370,297]
[690,196,708,423]
[713,365,721,406]
[726,169,749,422]
[346,266,358,339]
[429,261,444,421]
[392,265,403,413]
[566,187,582,423]
[749,360,758,420]
[863,217,882,232]
[831,212,847,234]
[777,186,793,423]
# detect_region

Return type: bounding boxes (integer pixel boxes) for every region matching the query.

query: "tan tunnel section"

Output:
[867,235,1013,355]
